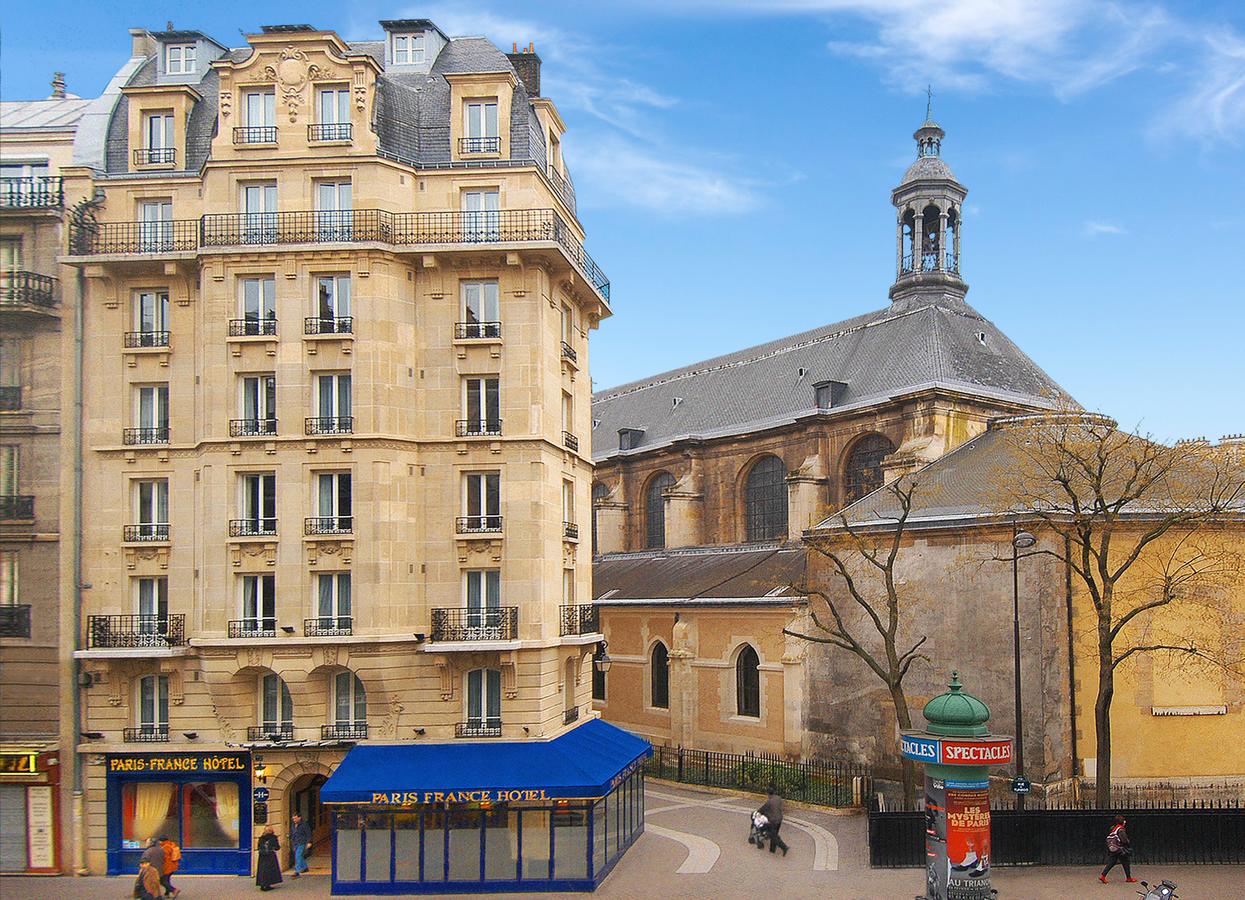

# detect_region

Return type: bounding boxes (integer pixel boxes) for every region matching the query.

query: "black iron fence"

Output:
[305,416,352,436]
[123,426,169,445]
[229,618,277,638]
[430,607,519,642]
[304,616,353,636]
[322,722,367,741]
[70,219,199,254]
[456,515,502,534]
[305,516,353,536]
[456,720,502,739]
[455,321,501,340]
[230,418,277,437]
[229,318,277,337]
[229,518,277,537]
[646,745,870,808]
[305,315,353,335]
[123,524,169,542]
[88,614,185,648]
[124,330,170,348]
[309,123,353,142]
[456,419,502,437]
[134,147,177,166]
[248,724,294,742]
[459,136,501,154]
[234,126,278,144]
[123,726,170,743]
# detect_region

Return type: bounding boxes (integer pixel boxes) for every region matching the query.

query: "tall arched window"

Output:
[744,456,788,542]
[921,203,941,271]
[650,642,669,709]
[735,645,760,718]
[332,671,366,725]
[259,673,293,734]
[946,206,959,272]
[645,472,675,550]
[844,434,896,504]
[591,482,609,553]
[901,209,915,273]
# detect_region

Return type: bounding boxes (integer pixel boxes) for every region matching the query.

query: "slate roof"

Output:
[591,298,1074,461]
[0,98,91,130]
[901,155,955,185]
[593,544,808,604]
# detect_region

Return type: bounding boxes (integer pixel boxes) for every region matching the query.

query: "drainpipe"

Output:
[72,264,86,873]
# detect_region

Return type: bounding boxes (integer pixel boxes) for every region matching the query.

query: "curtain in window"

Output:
[214,782,240,841]
[133,782,176,842]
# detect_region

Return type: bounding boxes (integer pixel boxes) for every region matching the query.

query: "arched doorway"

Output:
[288,772,329,871]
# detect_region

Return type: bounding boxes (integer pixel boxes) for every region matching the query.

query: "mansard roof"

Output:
[593,544,808,605]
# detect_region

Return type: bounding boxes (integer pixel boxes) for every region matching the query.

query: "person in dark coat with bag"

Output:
[1099,816,1137,884]
[256,825,283,891]
[759,785,789,856]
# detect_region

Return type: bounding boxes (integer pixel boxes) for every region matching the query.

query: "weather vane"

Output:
[925,84,934,121]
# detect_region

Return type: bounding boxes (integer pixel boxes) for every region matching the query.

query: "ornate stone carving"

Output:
[263,47,337,122]
[501,661,517,699]
[321,645,339,669]
[438,662,454,700]
[210,695,237,741]
[219,90,232,119]
[353,68,367,111]
[380,694,404,738]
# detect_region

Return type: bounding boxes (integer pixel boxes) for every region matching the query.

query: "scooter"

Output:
[1136,880,1178,900]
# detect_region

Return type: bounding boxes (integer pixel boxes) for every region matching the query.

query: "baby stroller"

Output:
[747,810,769,849]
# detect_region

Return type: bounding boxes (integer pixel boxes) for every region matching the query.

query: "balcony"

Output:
[305,316,352,335]
[546,165,576,216]
[456,720,502,739]
[124,331,170,349]
[304,616,352,637]
[69,220,199,255]
[454,321,501,340]
[430,607,519,643]
[123,726,170,743]
[123,426,169,446]
[561,341,578,364]
[88,614,186,648]
[305,416,353,436]
[456,419,502,437]
[123,524,169,542]
[321,722,367,741]
[0,387,20,411]
[229,518,277,537]
[228,318,277,337]
[233,126,277,145]
[456,515,502,534]
[0,176,63,210]
[309,123,352,142]
[562,431,579,452]
[134,147,177,166]
[229,618,277,638]
[563,522,579,541]
[459,136,501,155]
[0,495,35,520]
[0,604,32,638]
[305,516,352,536]
[1,271,57,311]
[229,418,277,437]
[564,706,580,725]
[560,604,600,637]
[247,724,294,742]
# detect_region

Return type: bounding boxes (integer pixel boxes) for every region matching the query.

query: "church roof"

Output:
[591,298,1074,462]
[901,154,955,184]
[593,544,808,605]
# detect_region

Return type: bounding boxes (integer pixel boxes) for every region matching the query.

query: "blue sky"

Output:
[4,1,1243,441]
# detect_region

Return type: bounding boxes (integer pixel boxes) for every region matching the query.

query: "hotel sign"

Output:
[372,789,554,805]
[0,752,39,775]
[107,753,250,774]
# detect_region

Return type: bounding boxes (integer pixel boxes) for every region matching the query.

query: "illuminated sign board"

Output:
[107,753,249,774]
[900,734,1012,767]
[0,753,38,775]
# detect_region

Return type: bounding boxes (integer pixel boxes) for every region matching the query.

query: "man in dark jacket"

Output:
[291,814,312,877]
[139,838,165,874]
[759,786,789,856]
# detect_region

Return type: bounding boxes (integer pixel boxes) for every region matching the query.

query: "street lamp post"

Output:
[1011,519,1036,810]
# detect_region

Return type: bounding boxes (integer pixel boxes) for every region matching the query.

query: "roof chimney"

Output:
[129,28,157,58]
[166,21,174,31]
[506,45,541,97]
[50,72,67,99]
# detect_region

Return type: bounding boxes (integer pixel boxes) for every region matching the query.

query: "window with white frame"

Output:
[1,445,18,497]
[134,479,169,527]
[240,184,277,244]
[460,280,499,338]
[238,275,276,333]
[132,384,169,443]
[244,91,276,127]
[563,479,576,525]
[465,668,502,729]
[314,275,351,331]
[0,339,20,407]
[314,572,352,632]
[313,373,352,433]
[464,570,501,635]
[391,32,425,65]
[165,44,196,75]
[239,374,276,432]
[259,673,293,731]
[332,671,366,725]
[562,391,574,439]
[561,303,574,344]
[137,674,170,733]
[138,200,173,251]
[463,100,499,153]
[132,291,169,346]
[463,377,500,435]
[315,472,352,532]
[461,189,499,241]
[316,88,351,140]
[463,472,500,531]
[136,577,167,632]
[563,568,575,605]
[240,574,276,633]
[315,181,353,240]
[239,472,276,534]
[141,113,174,163]
[0,552,17,607]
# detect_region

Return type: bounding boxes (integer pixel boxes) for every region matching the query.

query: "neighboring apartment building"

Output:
[0,74,89,875]
[60,22,647,892]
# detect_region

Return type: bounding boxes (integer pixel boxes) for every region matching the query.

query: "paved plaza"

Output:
[3,782,1238,899]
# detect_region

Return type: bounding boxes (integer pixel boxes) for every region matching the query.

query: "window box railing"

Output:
[564,706,580,725]
[305,316,353,335]
[0,386,21,411]
[456,419,502,437]
[233,126,278,144]
[88,614,185,648]
[561,341,578,364]
[430,607,519,642]
[124,331,170,348]
[1,271,57,309]
[304,516,352,536]
[304,616,353,637]
[562,431,579,451]
[68,219,199,255]
[123,726,170,743]
[546,165,576,216]
[0,176,63,209]
[454,321,501,340]
[228,318,277,337]
[229,418,277,437]
[229,618,277,638]
[322,722,367,741]
[563,521,579,540]
[0,604,32,638]
[456,515,502,534]
[459,136,501,154]
[560,604,600,637]
[455,720,502,739]
[134,147,177,166]
[247,724,294,742]
[0,495,35,520]
[305,416,353,436]
[123,524,169,542]
[122,426,169,445]
[309,123,353,142]
[229,518,277,537]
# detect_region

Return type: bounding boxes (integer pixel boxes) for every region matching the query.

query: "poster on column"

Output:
[923,778,946,900]
[944,779,992,899]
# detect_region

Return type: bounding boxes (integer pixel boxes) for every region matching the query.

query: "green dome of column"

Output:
[922,671,991,736]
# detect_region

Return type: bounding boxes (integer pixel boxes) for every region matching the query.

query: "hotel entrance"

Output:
[289,772,330,870]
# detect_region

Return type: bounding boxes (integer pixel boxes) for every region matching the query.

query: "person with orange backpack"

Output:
[158,835,181,897]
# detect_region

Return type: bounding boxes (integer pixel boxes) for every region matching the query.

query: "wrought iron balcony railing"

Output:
[901,253,914,274]
[0,386,20,411]
[430,607,519,642]
[559,603,600,637]
[563,521,580,540]
[456,515,502,534]
[229,518,277,537]
[123,524,169,542]
[322,722,368,741]
[304,516,352,536]
[0,495,35,520]
[123,726,170,743]
[124,330,170,348]
[228,318,277,337]
[454,321,501,340]
[305,316,353,335]
[305,416,353,435]
[88,614,185,648]
[309,123,353,142]
[546,165,576,216]
[229,618,277,638]
[1,271,57,309]
[229,418,277,437]
[455,720,502,739]
[0,176,63,209]
[456,419,502,437]
[564,706,580,725]
[123,426,169,445]
[0,604,32,638]
[304,616,353,637]
[459,136,501,154]
[562,431,579,451]
[247,724,295,742]
[946,252,959,273]
[69,220,199,255]
[134,147,177,166]
[560,341,578,364]
[233,126,278,144]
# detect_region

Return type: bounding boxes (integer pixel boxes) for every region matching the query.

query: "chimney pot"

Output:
[167,20,174,31]
[512,42,518,52]
[50,72,67,99]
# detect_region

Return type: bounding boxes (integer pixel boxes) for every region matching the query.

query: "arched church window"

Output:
[735,644,760,718]
[645,472,676,549]
[650,642,669,709]
[901,210,915,273]
[744,456,788,542]
[591,482,609,553]
[946,207,959,273]
[844,434,896,504]
[922,203,941,271]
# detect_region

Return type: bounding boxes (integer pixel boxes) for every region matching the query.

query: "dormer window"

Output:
[392,33,425,65]
[166,44,196,75]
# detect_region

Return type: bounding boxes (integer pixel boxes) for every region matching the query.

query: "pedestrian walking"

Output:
[140,837,165,877]
[759,785,789,857]
[290,814,312,877]
[158,834,181,897]
[133,859,164,900]
[256,826,283,892]
[1099,815,1137,884]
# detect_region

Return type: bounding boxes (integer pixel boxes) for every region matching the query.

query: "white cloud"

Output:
[1082,220,1128,237]
[1158,29,1245,143]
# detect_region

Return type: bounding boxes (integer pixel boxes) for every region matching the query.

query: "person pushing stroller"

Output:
[746,785,790,856]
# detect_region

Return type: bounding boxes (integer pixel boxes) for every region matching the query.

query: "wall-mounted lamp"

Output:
[593,640,612,675]
[182,732,198,741]
[81,731,104,740]
[522,726,530,735]
[414,728,425,736]
[280,625,296,634]
[413,633,426,642]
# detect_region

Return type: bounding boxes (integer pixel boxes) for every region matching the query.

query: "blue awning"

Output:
[320,718,652,805]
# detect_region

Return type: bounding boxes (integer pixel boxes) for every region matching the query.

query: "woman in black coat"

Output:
[257,826,283,891]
